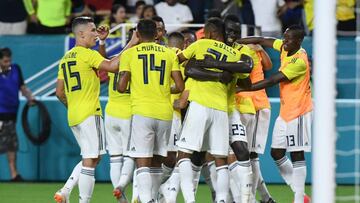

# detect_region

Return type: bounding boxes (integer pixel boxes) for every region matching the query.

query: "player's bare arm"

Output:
[173,90,189,110]
[236,71,289,92]
[117,71,130,93]
[55,79,68,108]
[97,25,109,58]
[171,71,185,93]
[237,37,276,48]
[98,31,140,73]
[20,85,35,104]
[247,44,273,70]
[194,54,254,73]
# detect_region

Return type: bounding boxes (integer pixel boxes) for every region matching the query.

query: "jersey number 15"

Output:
[138,54,166,85]
[61,61,81,92]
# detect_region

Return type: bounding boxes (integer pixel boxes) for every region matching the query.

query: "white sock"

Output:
[178,158,195,203]
[215,165,229,202]
[258,176,271,202]
[201,163,216,194]
[79,167,95,203]
[250,158,260,202]
[192,163,202,195]
[165,167,180,203]
[161,164,174,184]
[275,156,294,191]
[136,167,153,203]
[293,161,307,203]
[208,161,217,192]
[132,171,139,202]
[117,157,135,189]
[229,177,241,203]
[110,156,123,188]
[150,167,163,200]
[229,160,253,203]
[63,161,82,194]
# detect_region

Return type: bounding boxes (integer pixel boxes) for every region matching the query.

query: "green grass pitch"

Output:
[0,182,355,202]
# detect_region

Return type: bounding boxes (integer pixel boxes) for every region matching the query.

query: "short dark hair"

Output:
[207,9,221,19]
[152,16,165,25]
[137,19,157,39]
[168,32,184,42]
[135,0,146,8]
[0,47,12,59]
[223,14,240,24]
[205,17,225,38]
[181,29,197,40]
[287,25,305,41]
[72,16,94,33]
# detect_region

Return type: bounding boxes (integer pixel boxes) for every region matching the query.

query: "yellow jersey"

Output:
[273,39,313,121]
[336,0,355,21]
[181,39,245,112]
[120,42,181,121]
[232,43,257,114]
[57,46,104,126]
[169,47,185,116]
[105,72,131,119]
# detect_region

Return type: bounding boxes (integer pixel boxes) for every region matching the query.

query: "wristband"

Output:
[99,40,105,45]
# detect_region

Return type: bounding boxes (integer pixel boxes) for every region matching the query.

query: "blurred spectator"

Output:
[155,0,193,33]
[140,5,158,19]
[152,16,167,45]
[280,0,303,32]
[195,9,221,40]
[129,1,146,23]
[84,0,114,23]
[236,0,255,26]
[0,47,35,181]
[302,0,313,34]
[0,0,28,35]
[250,0,287,37]
[186,0,206,23]
[127,0,154,7]
[337,0,356,33]
[24,0,72,34]
[101,4,129,37]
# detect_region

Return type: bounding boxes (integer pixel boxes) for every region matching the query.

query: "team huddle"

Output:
[54,15,312,203]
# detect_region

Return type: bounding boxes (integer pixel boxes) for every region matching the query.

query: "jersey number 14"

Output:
[138,54,166,85]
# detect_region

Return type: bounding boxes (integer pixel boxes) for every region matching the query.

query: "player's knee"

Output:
[231,141,250,161]
[290,151,305,162]
[176,150,192,162]
[250,152,258,159]
[270,148,286,161]
[191,151,206,166]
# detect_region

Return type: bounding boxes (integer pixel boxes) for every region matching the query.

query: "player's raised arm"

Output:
[237,36,276,48]
[236,71,288,92]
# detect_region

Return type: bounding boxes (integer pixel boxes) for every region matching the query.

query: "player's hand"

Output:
[128,30,140,46]
[219,71,233,84]
[97,25,110,40]
[240,54,254,70]
[28,98,36,106]
[173,99,188,109]
[236,86,246,92]
[30,14,38,24]
[203,54,217,67]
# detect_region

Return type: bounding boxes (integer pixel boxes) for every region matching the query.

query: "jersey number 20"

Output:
[138,54,166,85]
[61,61,81,92]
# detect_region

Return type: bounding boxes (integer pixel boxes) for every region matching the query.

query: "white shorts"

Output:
[168,113,181,152]
[128,115,171,158]
[272,111,312,152]
[105,114,131,156]
[177,101,229,156]
[248,109,271,154]
[229,110,248,143]
[71,115,106,159]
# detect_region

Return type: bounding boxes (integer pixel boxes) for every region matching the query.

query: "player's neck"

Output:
[287,47,300,56]
[75,41,90,48]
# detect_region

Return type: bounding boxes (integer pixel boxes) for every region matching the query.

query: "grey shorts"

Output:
[0,120,18,153]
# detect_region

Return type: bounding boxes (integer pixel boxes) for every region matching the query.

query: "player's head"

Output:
[152,16,166,43]
[168,32,185,50]
[181,29,197,49]
[204,17,225,41]
[0,47,12,69]
[141,5,157,19]
[165,0,177,6]
[223,15,241,46]
[136,19,157,42]
[72,16,98,48]
[283,25,305,52]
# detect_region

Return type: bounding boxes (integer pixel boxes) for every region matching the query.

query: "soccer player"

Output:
[176,17,250,203]
[237,25,313,203]
[54,16,137,203]
[152,16,167,46]
[117,19,184,203]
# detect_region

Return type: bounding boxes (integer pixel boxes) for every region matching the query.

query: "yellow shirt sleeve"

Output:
[181,41,197,59]
[171,52,181,71]
[273,39,283,52]
[57,63,64,80]
[281,58,307,80]
[88,49,105,70]
[119,50,131,72]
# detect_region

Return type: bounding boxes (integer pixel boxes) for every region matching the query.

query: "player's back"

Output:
[58,46,104,126]
[182,39,241,112]
[120,42,180,121]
